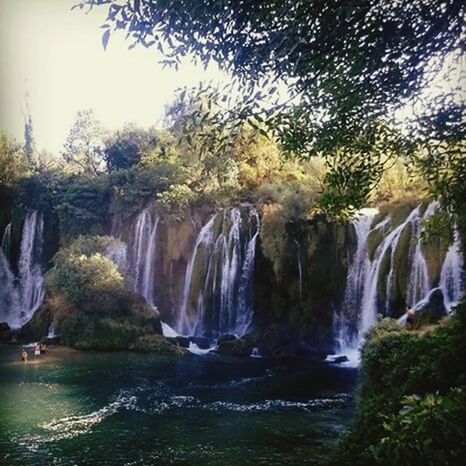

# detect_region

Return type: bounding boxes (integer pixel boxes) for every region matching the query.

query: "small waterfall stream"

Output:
[113,206,260,341]
[294,239,303,305]
[359,204,436,337]
[0,211,45,329]
[335,213,374,351]
[440,230,464,310]
[177,208,260,338]
[1,223,12,260]
[129,208,159,307]
[177,213,218,335]
[405,201,438,307]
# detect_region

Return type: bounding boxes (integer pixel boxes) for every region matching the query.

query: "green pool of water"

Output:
[0,345,357,465]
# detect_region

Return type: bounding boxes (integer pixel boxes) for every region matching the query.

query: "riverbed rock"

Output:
[217,334,237,345]
[16,305,52,342]
[130,334,187,355]
[166,336,190,348]
[330,355,349,363]
[0,322,11,341]
[189,336,211,349]
[216,337,253,357]
[413,288,448,328]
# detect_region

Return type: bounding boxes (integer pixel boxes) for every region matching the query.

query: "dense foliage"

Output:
[44,235,167,351]
[331,302,466,466]
[81,0,464,218]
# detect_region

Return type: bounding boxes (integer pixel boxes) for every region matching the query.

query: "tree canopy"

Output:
[78,0,465,216]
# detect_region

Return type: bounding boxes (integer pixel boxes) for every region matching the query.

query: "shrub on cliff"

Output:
[45,236,164,350]
[47,251,123,308]
[332,301,466,466]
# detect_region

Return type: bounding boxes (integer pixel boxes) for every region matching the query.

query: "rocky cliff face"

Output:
[252,216,355,355]
[1,199,464,358]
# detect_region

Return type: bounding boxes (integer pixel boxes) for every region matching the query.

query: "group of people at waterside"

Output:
[21,342,46,362]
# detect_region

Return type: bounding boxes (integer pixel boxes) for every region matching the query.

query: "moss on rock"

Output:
[130,334,187,355]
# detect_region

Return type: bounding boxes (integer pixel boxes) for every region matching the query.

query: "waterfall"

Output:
[1,223,12,259]
[235,209,260,336]
[336,201,463,358]
[294,239,303,304]
[18,211,45,327]
[360,206,427,337]
[405,201,438,307]
[0,211,44,329]
[335,213,374,350]
[440,231,464,310]
[177,207,259,339]
[0,249,20,326]
[178,213,217,334]
[129,208,159,307]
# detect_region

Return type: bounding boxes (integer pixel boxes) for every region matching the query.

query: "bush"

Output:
[47,251,124,308]
[130,334,187,355]
[371,389,466,466]
[332,300,466,466]
[156,183,197,213]
[109,163,188,218]
[44,236,165,350]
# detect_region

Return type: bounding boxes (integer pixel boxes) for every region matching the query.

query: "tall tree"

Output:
[62,109,106,175]
[22,90,35,160]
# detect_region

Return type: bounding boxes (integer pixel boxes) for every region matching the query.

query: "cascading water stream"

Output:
[0,211,45,329]
[360,206,425,339]
[0,248,19,326]
[18,211,45,323]
[335,201,463,364]
[335,213,374,351]
[177,208,259,339]
[294,239,303,305]
[405,201,438,307]
[235,209,260,336]
[1,223,12,260]
[178,213,217,335]
[440,230,464,310]
[129,208,159,307]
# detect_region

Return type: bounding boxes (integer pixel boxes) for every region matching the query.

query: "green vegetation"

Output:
[331,302,466,466]
[85,0,464,223]
[44,235,164,351]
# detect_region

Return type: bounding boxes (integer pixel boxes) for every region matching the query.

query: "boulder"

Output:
[189,336,211,349]
[216,337,253,357]
[43,336,61,345]
[166,336,190,348]
[0,322,11,341]
[329,355,349,363]
[413,288,448,328]
[130,334,187,355]
[217,334,237,345]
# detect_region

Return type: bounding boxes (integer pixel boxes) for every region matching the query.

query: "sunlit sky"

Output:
[0,0,227,154]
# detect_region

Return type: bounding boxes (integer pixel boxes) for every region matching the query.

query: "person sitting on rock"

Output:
[21,348,28,362]
[405,308,415,331]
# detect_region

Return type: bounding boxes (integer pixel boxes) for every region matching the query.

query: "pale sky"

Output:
[0,0,227,153]
[1,1,462,154]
